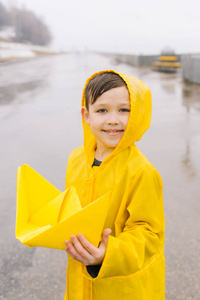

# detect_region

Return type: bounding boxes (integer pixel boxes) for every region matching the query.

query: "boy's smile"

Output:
[81,86,130,160]
[102,129,124,136]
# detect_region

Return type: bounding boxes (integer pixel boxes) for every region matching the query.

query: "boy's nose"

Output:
[106,120,119,125]
[106,115,119,125]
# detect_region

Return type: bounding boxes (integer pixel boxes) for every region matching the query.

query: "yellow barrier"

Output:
[152,61,181,68]
[159,56,178,61]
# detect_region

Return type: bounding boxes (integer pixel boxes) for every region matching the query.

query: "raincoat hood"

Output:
[81,70,152,165]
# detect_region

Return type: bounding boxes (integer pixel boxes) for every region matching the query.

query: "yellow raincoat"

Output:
[64,70,165,300]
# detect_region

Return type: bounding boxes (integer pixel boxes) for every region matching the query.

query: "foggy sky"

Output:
[2,0,200,54]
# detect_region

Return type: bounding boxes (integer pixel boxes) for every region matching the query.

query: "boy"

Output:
[64,71,165,300]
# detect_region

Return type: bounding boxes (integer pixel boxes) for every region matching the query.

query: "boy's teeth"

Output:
[105,130,122,133]
[102,129,123,133]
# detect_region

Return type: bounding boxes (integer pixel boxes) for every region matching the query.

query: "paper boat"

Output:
[16,164,110,250]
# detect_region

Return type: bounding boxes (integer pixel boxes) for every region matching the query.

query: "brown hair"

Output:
[85,72,127,110]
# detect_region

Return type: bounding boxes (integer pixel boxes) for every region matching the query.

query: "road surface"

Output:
[0,53,200,299]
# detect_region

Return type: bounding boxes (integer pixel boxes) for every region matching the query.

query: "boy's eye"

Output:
[96,109,107,113]
[119,108,130,112]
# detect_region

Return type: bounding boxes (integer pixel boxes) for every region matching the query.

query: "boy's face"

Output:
[81,86,130,157]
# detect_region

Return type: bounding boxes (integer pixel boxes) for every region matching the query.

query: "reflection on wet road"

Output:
[0,54,199,299]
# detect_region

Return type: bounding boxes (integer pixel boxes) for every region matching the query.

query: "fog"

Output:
[3,0,200,53]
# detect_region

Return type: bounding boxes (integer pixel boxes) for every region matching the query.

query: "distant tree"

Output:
[0,2,11,27]
[10,7,52,45]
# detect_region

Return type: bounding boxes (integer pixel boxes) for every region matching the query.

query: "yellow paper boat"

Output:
[16,164,110,250]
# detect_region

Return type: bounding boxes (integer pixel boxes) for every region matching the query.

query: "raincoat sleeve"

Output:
[82,164,165,279]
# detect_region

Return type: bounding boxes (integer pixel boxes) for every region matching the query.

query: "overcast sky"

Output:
[3,0,200,54]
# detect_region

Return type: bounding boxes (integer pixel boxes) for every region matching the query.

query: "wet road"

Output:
[0,53,200,300]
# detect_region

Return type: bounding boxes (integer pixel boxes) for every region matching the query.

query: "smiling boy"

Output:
[64,71,165,300]
[81,84,130,160]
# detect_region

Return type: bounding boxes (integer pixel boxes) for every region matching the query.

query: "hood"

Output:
[81,70,152,165]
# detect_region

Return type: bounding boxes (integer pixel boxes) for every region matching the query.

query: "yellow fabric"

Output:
[64,70,165,299]
[16,164,111,249]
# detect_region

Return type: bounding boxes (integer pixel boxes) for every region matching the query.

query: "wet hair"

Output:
[85,72,127,110]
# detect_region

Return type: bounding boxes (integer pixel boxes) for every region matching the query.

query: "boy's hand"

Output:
[65,228,111,266]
